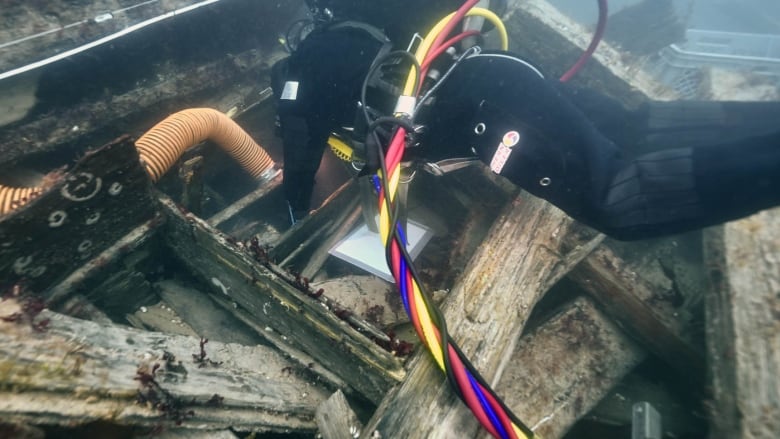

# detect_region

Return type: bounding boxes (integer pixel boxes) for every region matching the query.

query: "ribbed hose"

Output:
[135,108,275,182]
[0,108,275,216]
[0,185,42,215]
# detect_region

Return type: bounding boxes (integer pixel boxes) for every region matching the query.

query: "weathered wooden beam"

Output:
[495,297,646,439]
[45,216,161,307]
[0,0,225,73]
[0,136,157,294]
[159,194,405,404]
[300,202,362,280]
[207,291,354,395]
[704,207,780,438]
[316,390,363,439]
[567,244,705,385]
[362,193,603,437]
[0,308,327,433]
[270,180,359,266]
[207,170,282,228]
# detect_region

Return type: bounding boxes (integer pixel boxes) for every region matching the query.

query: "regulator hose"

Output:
[135,108,275,182]
[0,108,275,216]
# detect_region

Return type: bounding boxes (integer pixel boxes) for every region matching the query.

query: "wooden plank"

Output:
[362,193,603,437]
[207,170,282,228]
[704,207,780,439]
[45,218,162,315]
[567,244,706,385]
[159,195,406,404]
[495,297,646,439]
[270,180,359,266]
[0,136,156,294]
[300,201,362,280]
[316,390,362,439]
[178,156,205,216]
[0,308,327,433]
[207,291,354,395]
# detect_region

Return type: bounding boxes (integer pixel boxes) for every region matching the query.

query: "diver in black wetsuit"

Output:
[272,0,780,239]
[419,54,780,239]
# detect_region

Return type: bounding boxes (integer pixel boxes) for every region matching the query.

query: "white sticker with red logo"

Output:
[490,131,520,174]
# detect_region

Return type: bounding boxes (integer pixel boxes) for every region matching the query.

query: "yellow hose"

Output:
[404,7,508,96]
[328,135,354,162]
[0,108,274,216]
[135,108,275,182]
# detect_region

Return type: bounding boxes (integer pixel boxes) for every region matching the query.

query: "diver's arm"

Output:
[470,96,780,240]
[421,52,780,240]
[589,131,780,240]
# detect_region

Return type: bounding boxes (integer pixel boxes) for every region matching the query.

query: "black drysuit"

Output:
[272,28,780,239]
[423,53,780,239]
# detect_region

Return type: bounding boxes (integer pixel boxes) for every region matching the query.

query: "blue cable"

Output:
[469,373,509,439]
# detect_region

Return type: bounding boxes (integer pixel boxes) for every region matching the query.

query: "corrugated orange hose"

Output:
[0,185,42,215]
[0,108,275,215]
[135,108,275,182]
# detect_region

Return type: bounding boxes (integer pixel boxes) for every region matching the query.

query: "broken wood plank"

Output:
[207,170,282,228]
[362,193,603,437]
[159,194,406,404]
[270,180,359,266]
[126,300,199,338]
[495,297,646,439]
[704,207,780,439]
[300,201,362,280]
[0,308,327,433]
[0,136,156,294]
[316,390,362,439]
[207,291,354,395]
[45,216,161,308]
[567,244,706,385]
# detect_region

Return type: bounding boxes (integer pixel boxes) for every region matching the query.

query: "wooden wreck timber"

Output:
[1,0,778,438]
[159,194,406,404]
[0,137,157,294]
[0,308,326,434]
[495,297,646,439]
[362,193,604,438]
[705,207,780,438]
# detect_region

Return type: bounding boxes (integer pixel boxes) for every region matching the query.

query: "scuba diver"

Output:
[271,0,780,239]
[272,0,491,223]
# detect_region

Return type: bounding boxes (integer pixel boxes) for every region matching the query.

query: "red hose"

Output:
[559,0,609,82]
